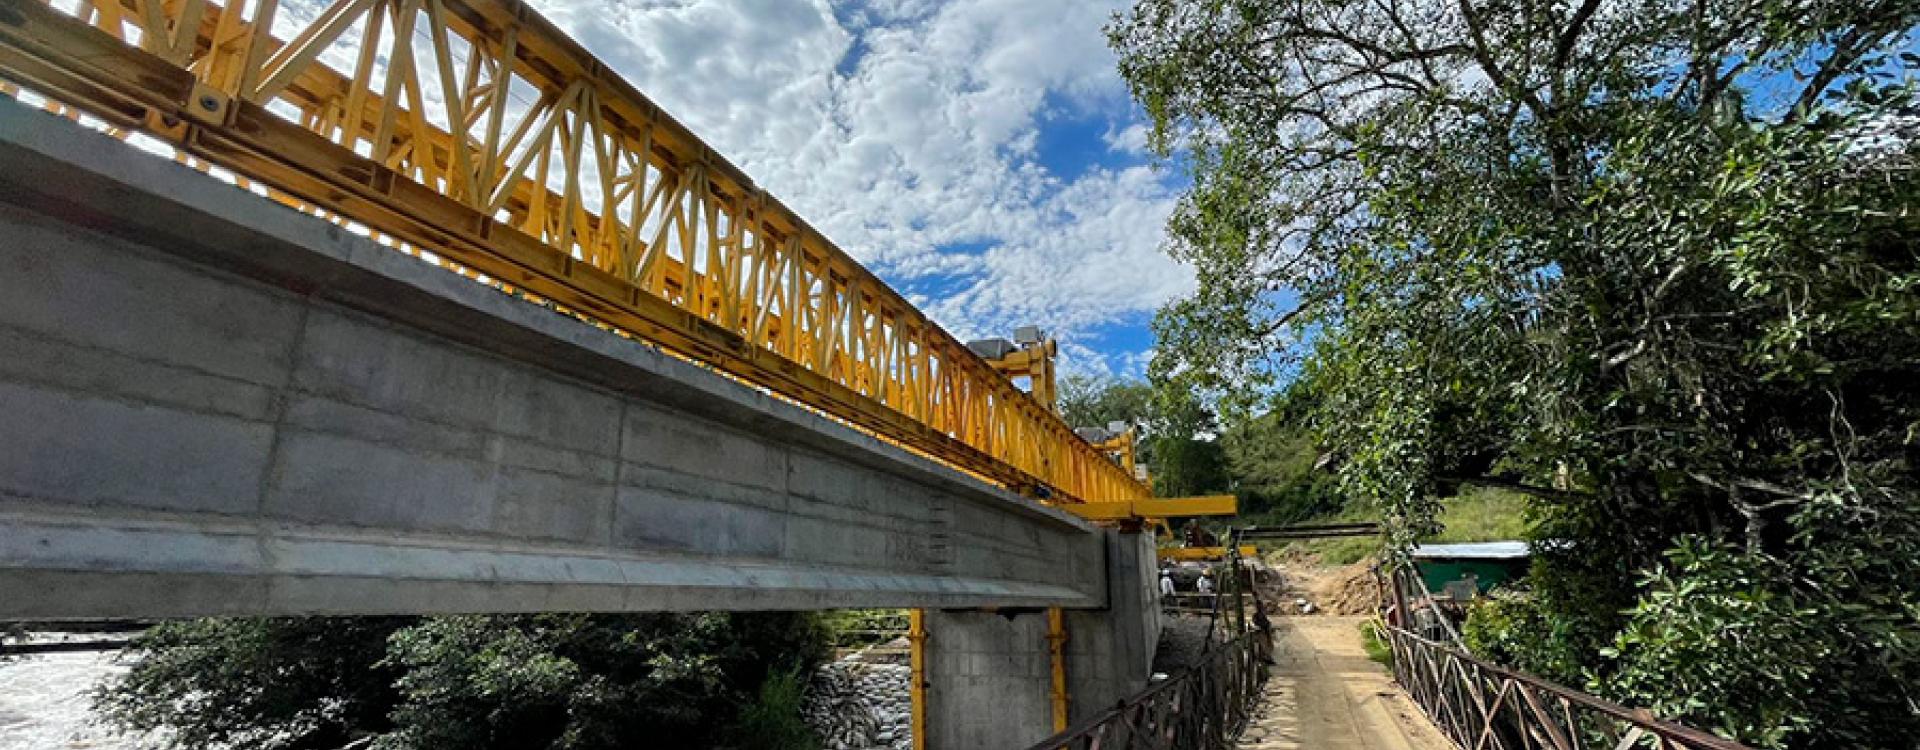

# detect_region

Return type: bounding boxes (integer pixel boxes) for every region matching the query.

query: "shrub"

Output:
[96,612,831,750]
[728,666,821,750]
[93,617,411,750]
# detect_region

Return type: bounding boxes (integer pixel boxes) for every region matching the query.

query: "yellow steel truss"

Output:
[0,0,1149,504]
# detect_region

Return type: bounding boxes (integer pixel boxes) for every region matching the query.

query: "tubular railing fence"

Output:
[1027,543,1271,750]
[1378,560,1753,750]
[1023,629,1268,750]
[1384,627,1752,750]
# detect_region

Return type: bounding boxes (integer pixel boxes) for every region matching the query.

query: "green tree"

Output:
[1057,373,1233,495]
[1149,434,1230,496]
[377,612,829,750]
[1112,0,1920,745]
[1057,374,1154,432]
[96,613,830,750]
[1219,403,1341,520]
[95,617,411,749]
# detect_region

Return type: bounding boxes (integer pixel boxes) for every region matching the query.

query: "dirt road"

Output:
[1237,616,1454,750]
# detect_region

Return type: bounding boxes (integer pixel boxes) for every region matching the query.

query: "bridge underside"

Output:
[0,100,1107,619]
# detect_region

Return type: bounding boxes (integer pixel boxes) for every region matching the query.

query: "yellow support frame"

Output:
[1067,494,1238,521]
[981,339,1057,412]
[908,609,928,750]
[1046,607,1069,732]
[1157,545,1258,562]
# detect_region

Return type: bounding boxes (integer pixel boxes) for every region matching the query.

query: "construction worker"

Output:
[1196,570,1215,594]
[1182,520,1218,548]
[1159,569,1176,597]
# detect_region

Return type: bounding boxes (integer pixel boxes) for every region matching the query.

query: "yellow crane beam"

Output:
[1157,546,1258,562]
[1066,494,1238,521]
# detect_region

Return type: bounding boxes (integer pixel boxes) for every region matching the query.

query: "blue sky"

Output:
[528,0,1194,377]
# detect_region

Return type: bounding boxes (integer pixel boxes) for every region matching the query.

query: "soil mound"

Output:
[1312,561,1381,615]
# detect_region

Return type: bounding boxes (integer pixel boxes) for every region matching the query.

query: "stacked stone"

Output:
[802,661,913,750]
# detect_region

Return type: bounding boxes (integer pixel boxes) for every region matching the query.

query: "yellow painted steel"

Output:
[1090,428,1138,475]
[1158,545,1258,562]
[908,609,927,750]
[0,0,1149,505]
[1068,494,1239,521]
[1046,606,1069,732]
[981,339,1058,412]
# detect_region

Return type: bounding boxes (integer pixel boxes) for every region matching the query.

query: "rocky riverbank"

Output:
[801,661,911,750]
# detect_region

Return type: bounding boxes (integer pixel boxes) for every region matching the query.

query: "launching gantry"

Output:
[967,326,1058,412]
[969,327,1236,525]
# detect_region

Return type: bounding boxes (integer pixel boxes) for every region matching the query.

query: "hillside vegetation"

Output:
[1111,0,1920,745]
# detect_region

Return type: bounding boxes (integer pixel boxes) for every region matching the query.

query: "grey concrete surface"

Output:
[1065,530,1161,719]
[921,530,1163,749]
[922,607,1056,749]
[0,98,1109,618]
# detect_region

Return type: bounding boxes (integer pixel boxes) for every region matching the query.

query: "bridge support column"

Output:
[922,529,1160,749]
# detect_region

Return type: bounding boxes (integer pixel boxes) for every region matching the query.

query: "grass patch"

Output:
[1428,488,1531,543]
[728,665,820,750]
[1358,620,1393,668]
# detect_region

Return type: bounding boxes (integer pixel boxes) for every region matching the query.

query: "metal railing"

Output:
[1029,544,1271,750]
[0,0,1147,504]
[1383,627,1753,750]
[1377,564,1754,750]
[1025,630,1268,750]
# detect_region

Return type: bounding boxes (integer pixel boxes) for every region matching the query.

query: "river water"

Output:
[0,649,163,750]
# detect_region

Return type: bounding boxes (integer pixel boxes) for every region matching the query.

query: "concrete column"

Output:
[922,608,1056,749]
[1065,529,1161,719]
[921,530,1161,749]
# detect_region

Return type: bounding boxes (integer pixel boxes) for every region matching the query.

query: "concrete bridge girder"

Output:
[0,99,1108,618]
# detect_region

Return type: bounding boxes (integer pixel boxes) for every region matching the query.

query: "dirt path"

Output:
[1237,616,1454,750]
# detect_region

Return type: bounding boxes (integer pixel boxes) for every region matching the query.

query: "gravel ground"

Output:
[1152,614,1227,674]
[1235,617,1451,750]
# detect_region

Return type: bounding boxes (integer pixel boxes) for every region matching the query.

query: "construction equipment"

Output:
[1069,495,1237,523]
[1087,423,1139,476]
[971,326,1058,412]
[0,8,1251,746]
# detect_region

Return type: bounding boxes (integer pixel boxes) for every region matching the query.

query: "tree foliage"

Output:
[95,617,410,749]
[1058,374,1155,433]
[1056,373,1232,495]
[96,613,829,750]
[1219,400,1342,521]
[1111,0,1920,745]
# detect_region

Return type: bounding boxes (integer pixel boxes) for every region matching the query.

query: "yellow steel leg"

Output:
[909,608,927,750]
[1047,607,1069,732]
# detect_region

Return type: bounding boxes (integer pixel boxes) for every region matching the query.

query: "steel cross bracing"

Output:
[0,0,1150,504]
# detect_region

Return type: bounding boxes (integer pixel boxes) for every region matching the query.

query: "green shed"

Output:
[1411,541,1529,600]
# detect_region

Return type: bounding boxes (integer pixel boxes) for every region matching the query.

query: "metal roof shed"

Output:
[1411,541,1531,599]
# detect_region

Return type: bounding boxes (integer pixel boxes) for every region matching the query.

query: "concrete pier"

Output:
[923,530,1160,749]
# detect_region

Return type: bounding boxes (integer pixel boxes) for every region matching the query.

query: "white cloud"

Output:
[1104,121,1150,155]
[49,0,1186,381]
[548,0,1195,370]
